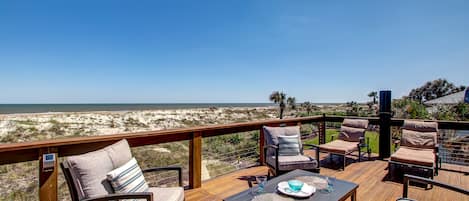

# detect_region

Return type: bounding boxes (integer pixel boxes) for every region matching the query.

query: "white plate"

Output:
[277,181,316,198]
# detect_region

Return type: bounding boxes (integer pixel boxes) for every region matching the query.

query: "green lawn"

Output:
[303,129,382,154]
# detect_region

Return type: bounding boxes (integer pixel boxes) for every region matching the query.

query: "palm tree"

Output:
[301,101,314,115]
[287,97,296,110]
[269,91,286,119]
[368,91,378,104]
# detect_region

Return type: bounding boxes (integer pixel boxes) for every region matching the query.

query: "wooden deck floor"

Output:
[185,151,469,201]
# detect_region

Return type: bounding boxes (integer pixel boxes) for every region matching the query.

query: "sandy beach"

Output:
[0,106,278,143]
[0,106,281,199]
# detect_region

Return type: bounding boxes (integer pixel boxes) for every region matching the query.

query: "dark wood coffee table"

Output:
[224,169,358,201]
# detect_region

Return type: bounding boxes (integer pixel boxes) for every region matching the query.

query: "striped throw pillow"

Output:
[107,157,149,194]
[278,135,301,156]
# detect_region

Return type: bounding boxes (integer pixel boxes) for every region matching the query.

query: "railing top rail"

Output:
[0,115,323,151]
[1,114,468,165]
[325,115,469,130]
[0,115,323,165]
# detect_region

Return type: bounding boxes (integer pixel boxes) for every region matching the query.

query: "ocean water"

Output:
[0,103,274,114]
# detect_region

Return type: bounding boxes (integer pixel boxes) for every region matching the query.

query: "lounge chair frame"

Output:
[389,121,441,189]
[318,118,371,170]
[325,135,371,170]
[388,142,441,184]
[61,162,183,201]
[264,143,320,178]
[397,174,469,200]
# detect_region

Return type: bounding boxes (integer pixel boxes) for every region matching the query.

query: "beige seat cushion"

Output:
[338,119,368,142]
[319,140,358,154]
[263,126,302,156]
[390,147,435,167]
[149,187,185,201]
[266,155,318,171]
[66,139,133,199]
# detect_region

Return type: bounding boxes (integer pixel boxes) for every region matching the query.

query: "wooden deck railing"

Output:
[0,115,468,201]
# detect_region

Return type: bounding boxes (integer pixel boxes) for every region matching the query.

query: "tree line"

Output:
[268,78,468,121]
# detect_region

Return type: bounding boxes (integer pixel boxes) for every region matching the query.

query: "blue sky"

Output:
[0,0,468,103]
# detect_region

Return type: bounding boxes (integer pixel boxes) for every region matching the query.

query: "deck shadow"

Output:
[382,165,433,189]
[319,154,377,170]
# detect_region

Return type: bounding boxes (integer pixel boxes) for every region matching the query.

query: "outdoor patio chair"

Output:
[263,125,320,178]
[396,174,469,201]
[61,139,184,201]
[318,118,370,170]
[389,120,440,181]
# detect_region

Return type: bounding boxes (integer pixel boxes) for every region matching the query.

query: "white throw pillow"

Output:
[278,135,301,156]
[107,157,149,193]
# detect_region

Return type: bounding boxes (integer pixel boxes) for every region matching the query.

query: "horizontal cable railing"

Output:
[1,115,469,201]
[200,129,261,181]
[438,129,469,166]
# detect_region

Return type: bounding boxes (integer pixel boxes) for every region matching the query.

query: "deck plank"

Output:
[185,151,469,201]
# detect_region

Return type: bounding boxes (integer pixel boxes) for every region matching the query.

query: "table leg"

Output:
[351,189,357,201]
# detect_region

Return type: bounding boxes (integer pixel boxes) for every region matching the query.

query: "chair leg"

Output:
[343,155,346,170]
[389,163,394,179]
[368,148,371,160]
[429,169,434,189]
[358,149,361,162]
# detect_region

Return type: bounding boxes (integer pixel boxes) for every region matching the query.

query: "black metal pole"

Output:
[379,90,392,158]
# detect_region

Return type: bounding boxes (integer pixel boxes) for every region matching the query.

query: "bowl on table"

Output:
[287,180,304,192]
[277,180,315,198]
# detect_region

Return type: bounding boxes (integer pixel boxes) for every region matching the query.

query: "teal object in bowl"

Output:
[287,180,304,192]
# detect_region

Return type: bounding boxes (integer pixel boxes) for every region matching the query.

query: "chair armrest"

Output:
[264,144,279,153]
[302,143,320,168]
[358,137,368,147]
[264,145,279,158]
[393,139,400,150]
[82,192,153,201]
[359,137,365,145]
[358,137,370,148]
[302,143,319,149]
[143,166,183,187]
[434,144,440,169]
[264,145,279,170]
[403,174,469,198]
[142,166,182,173]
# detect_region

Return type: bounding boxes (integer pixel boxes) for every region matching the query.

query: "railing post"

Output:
[259,127,265,165]
[319,113,326,144]
[189,131,202,189]
[379,90,392,158]
[39,148,58,201]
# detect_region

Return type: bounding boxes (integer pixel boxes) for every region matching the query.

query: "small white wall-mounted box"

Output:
[42,153,55,172]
